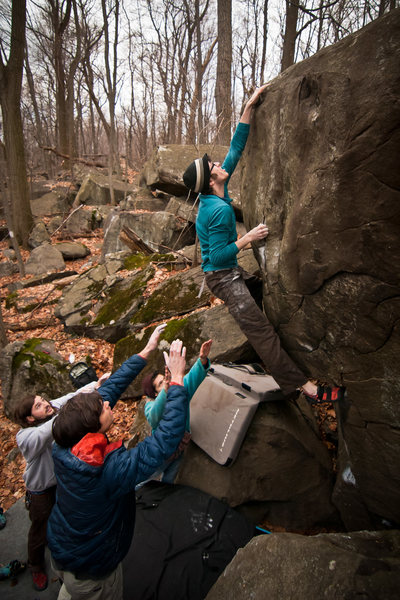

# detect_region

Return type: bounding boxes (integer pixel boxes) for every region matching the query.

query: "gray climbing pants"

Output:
[205,266,307,395]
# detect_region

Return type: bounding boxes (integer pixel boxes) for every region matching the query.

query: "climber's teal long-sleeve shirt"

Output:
[196,122,250,272]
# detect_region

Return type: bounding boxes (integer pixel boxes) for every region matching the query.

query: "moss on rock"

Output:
[123,253,176,270]
[11,338,69,377]
[130,277,207,327]
[5,291,19,309]
[92,266,155,325]
[114,314,203,369]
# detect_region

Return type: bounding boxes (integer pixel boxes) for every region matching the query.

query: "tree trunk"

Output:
[52,0,72,158]
[215,0,232,145]
[0,0,33,248]
[25,45,51,173]
[260,0,269,82]
[0,298,8,349]
[281,0,299,72]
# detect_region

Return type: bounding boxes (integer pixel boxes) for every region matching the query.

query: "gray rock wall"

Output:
[206,530,400,600]
[241,10,400,527]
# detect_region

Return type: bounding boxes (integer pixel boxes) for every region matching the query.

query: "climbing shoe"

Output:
[304,385,346,404]
[32,569,48,591]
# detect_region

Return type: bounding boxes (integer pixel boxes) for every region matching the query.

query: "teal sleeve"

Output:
[222,122,250,179]
[184,358,210,402]
[144,390,167,431]
[145,358,210,431]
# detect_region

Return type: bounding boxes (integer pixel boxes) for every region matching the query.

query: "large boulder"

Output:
[119,188,169,212]
[64,205,112,235]
[0,261,18,277]
[176,395,338,530]
[113,305,256,398]
[54,241,91,260]
[241,10,400,528]
[47,216,63,235]
[28,222,50,248]
[125,248,260,334]
[0,339,73,418]
[30,190,73,217]
[101,210,195,258]
[111,248,263,396]
[206,530,400,600]
[165,196,199,223]
[74,172,135,206]
[72,163,108,183]
[55,252,141,341]
[128,264,211,331]
[25,243,65,275]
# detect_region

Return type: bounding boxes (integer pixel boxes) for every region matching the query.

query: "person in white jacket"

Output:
[13,375,108,592]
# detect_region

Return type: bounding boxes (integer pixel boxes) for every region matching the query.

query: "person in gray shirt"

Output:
[13,376,108,592]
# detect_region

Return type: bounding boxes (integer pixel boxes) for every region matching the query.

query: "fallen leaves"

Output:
[0,227,128,511]
[0,402,26,510]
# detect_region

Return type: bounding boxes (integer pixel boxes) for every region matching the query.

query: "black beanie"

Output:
[183,153,211,194]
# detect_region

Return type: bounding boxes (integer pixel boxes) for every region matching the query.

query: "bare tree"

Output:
[0,298,8,348]
[234,0,270,112]
[215,0,232,144]
[0,0,33,247]
[79,0,124,185]
[281,0,300,71]
[101,0,121,183]
[24,43,52,173]
[48,0,82,163]
[145,0,197,143]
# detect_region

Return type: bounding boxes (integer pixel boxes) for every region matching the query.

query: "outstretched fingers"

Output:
[166,339,186,384]
[148,323,167,347]
[200,339,213,360]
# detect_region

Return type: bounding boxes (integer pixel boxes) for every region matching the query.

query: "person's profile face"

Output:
[153,373,164,394]
[99,400,114,433]
[27,396,54,423]
[208,161,226,182]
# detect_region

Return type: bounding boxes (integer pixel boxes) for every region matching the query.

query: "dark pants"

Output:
[27,486,56,571]
[205,267,307,395]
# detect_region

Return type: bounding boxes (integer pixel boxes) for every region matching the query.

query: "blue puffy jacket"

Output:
[47,354,188,578]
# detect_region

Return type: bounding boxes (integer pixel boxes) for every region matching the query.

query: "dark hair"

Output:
[13,395,36,428]
[141,371,160,399]
[52,391,103,448]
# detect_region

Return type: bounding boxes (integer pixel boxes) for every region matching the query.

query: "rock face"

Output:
[129,264,211,330]
[0,261,18,276]
[0,339,73,418]
[64,206,111,235]
[25,243,65,275]
[177,396,338,530]
[206,530,400,600]
[54,241,91,260]
[101,210,196,258]
[120,189,168,212]
[113,304,256,398]
[241,11,400,528]
[28,222,50,248]
[74,173,135,205]
[30,190,74,217]
[55,252,146,342]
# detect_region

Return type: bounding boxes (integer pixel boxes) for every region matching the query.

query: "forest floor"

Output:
[0,226,131,510]
[0,221,338,522]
